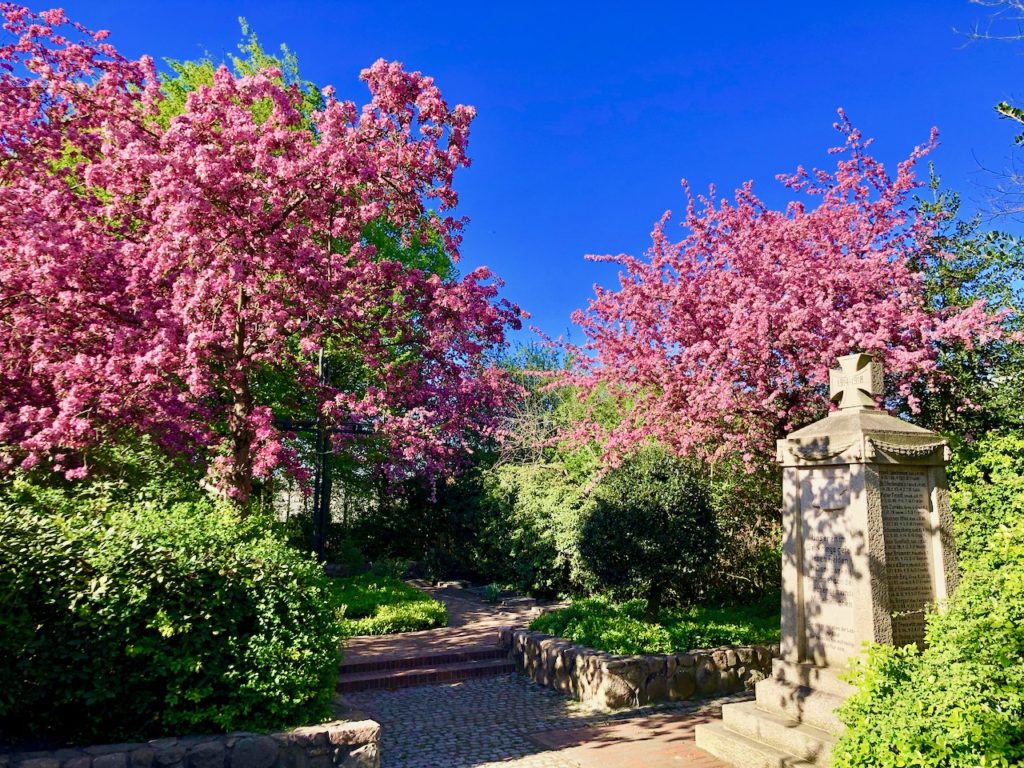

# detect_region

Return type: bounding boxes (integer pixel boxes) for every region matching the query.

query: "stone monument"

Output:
[695,353,959,767]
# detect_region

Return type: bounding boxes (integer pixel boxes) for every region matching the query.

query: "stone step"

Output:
[339,646,508,674]
[694,722,817,768]
[754,678,845,735]
[770,659,854,698]
[721,701,833,766]
[336,658,514,692]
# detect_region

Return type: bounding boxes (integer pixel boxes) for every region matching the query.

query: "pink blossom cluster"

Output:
[0,5,521,500]
[567,112,1006,468]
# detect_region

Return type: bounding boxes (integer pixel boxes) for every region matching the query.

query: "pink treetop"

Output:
[0,5,521,501]
[567,113,1005,467]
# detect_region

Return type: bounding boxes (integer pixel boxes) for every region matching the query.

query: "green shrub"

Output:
[833,433,1024,768]
[948,431,1024,566]
[833,515,1024,767]
[328,573,447,636]
[465,462,596,597]
[367,557,411,581]
[579,446,719,619]
[530,595,780,655]
[482,583,503,604]
[0,492,342,745]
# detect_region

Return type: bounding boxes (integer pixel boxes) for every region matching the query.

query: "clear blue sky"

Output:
[58,1,1024,342]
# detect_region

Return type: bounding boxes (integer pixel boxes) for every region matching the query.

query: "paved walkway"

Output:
[346,674,744,768]
[342,585,541,666]
[341,585,738,768]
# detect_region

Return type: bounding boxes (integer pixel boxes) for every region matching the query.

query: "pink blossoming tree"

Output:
[0,5,521,504]
[567,114,1006,468]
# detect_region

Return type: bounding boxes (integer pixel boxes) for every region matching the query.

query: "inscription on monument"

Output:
[800,467,857,665]
[879,469,935,648]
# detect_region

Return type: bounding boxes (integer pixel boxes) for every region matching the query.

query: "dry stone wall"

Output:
[0,719,380,768]
[500,628,778,710]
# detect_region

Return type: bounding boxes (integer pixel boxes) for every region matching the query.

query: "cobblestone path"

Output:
[346,674,746,768]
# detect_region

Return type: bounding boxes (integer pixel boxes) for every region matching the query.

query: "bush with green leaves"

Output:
[832,433,1024,768]
[328,573,447,636]
[0,474,341,745]
[471,462,597,597]
[529,595,780,655]
[833,514,1024,767]
[947,431,1024,565]
[579,446,719,620]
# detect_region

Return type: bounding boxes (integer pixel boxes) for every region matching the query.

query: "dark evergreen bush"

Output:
[579,446,719,620]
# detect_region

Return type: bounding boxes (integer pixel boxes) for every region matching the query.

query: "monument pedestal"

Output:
[696,354,958,767]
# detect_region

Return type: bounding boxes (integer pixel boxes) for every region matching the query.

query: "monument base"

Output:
[694,659,852,768]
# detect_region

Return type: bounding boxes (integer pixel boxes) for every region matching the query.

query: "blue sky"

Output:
[59,1,1024,342]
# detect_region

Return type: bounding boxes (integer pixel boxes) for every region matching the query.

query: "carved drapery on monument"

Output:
[696,353,959,767]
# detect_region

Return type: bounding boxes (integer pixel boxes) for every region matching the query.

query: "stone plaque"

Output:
[800,467,857,665]
[879,469,935,648]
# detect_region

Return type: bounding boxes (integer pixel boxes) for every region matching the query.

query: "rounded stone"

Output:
[93,754,127,768]
[229,738,276,768]
[187,742,224,768]
[669,668,696,700]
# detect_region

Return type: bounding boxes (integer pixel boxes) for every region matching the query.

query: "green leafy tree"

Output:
[911,173,1024,435]
[579,446,718,621]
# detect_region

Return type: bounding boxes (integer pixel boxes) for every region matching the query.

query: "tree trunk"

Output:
[226,385,255,510]
[644,582,663,623]
[226,284,254,510]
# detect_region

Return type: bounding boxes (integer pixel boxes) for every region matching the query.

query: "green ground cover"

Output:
[530,595,780,655]
[328,573,448,636]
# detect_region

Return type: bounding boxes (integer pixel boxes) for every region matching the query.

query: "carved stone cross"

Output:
[829,353,883,410]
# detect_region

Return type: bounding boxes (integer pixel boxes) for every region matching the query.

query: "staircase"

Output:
[695,658,852,767]
[337,645,514,692]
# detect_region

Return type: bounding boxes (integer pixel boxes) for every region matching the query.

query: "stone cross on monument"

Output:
[697,352,959,767]
[829,353,883,410]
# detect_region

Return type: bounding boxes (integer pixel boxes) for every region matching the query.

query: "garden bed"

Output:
[528,597,780,655]
[329,574,448,636]
[500,627,778,710]
[503,597,781,709]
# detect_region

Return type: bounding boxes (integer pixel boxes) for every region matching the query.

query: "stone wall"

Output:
[500,628,779,710]
[0,719,380,768]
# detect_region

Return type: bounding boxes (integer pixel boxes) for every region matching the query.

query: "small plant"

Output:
[367,557,410,581]
[482,583,503,603]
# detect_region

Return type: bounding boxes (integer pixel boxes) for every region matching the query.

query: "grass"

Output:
[327,573,448,636]
[529,595,781,655]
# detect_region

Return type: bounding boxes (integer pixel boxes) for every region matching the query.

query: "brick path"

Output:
[346,674,744,768]
[342,584,541,666]
[341,584,738,767]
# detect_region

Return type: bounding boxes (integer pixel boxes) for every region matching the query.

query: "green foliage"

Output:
[278,512,367,572]
[833,433,1024,767]
[579,446,719,619]
[704,457,783,606]
[529,595,780,655]
[472,462,596,597]
[948,431,1024,565]
[327,573,447,636]
[914,178,1024,436]
[156,19,323,130]
[833,515,1024,767]
[0,481,342,745]
[482,583,503,604]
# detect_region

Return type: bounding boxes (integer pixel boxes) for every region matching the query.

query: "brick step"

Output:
[721,701,834,766]
[339,646,508,674]
[695,722,817,768]
[337,658,515,692]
